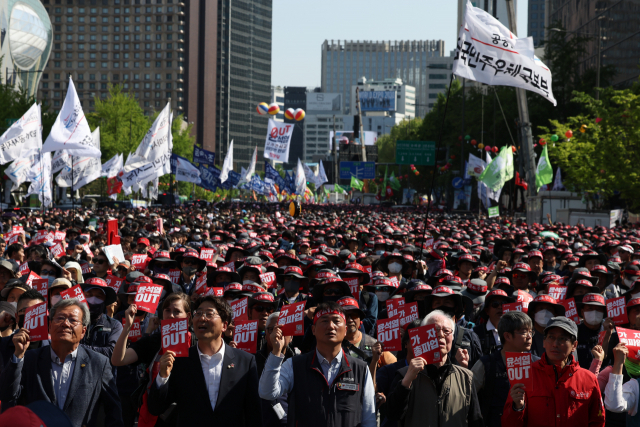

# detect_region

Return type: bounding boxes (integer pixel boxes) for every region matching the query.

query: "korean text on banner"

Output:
[231,297,249,321]
[560,298,580,323]
[60,285,88,307]
[502,302,523,313]
[203,287,224,297]
[277,301,306,336]
[409,324,443,364]
[24,302,48,342]
[345,278,360,301]
[123,319,142,342]
[616,327,640,360]
[548,286,567,301]
[386,298,405,320]
[505,352,534,391]
[264,119,294,163]
[134,284,164,314]
[607,296,629,325]
[260,272,277,289]
[33,278,48,304]
[514,290,533,313]
[398,302,419,327]
[234,320,258,353]
[161,318,190,357]
[377,317,401,351]
[105,275,125,293]
[132,254,150,271]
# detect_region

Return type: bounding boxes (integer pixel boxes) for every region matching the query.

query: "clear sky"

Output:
[271,0,528,88]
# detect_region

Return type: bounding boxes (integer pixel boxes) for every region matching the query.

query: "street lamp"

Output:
[550,23,606,100]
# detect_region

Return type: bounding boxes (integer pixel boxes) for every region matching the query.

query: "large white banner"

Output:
[219,140,233,183]
[102,153,123,178]
[56,127,101,190]
[0,103,42,164]
[51,151,71,173]
[42,77,102,157]
[124,102,172,172]
[453,0,556,105]
[175,157,201,184]
[6,155,36,190]
[26,152,53,207]
[264,119,294,163]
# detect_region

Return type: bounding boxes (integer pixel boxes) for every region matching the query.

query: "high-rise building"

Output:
[321,39,446,118]
[527,0,545,46]
[269,86,285,122]
[37,0,272,169]
[546,0,640,88]
[283,86,305,169]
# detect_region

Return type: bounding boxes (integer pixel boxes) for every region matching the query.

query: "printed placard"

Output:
[386,297,406,320]
[194,272,208,294]
[560,298,580,323]
[230,297,249,321]
[132,254,150,271]
[203,287,224,297]
[409,324,442,364]
[60,284,88,307]
[514,290,533,312]
[7,233,20,245]
[502,302,523,313]
[24,302,48,342]
[169,269,181,285]
[51,242,65,258]
[505,352,534,391]
[80,262,91,274]
[123,318,142,342]
[260,272,277,289]
[277,301,306,336]
[344,278,360,300]
[161,318,190,357]
[377,317,401,351]
[598,330,607,346]
[155,218,163,235]
[33,278,48,304]
[617,328,640,359]
[83,244,92,256]
[365,266,372,277]
[200,249,215,262]
[607,296,629,325]
[398,302,419,327]
[548,285,567,301]
[222,261,236,271]
[389,277,399,287]
[134,284,164,314]
[105,275,125,293]
[12,225,23,234]
[54,231,66,241]
[234,320,258,353]
[20,262,32,277]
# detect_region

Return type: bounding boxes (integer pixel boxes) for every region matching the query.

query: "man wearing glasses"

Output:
[84,250,111,281]
[0,298,123,426]
[148,296,261,426]
[386,310,483,427]
[248,292,278,355]
[503,316,605,427]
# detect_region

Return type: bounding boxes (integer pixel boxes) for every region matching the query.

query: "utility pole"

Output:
[355,87,367,162]
[505,0,536,199]
[332,115,339,185]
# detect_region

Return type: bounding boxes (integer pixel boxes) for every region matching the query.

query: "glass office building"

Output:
[321,40,446,119]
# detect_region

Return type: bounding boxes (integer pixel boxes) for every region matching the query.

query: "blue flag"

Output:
[198,165,220,192]
[193,146,216,166]
[264,161,280,184]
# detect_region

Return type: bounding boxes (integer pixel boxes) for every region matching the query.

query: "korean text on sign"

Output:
[134,284,164,313]
[234,320,258,353]
[161,318,190,357]
[277,301,306,336]
[377,317,401,351]
[60,285,88,307]
[24,301,48,341]
[231,297,249,321]
[505,352,533,391]
[408,324,442,364]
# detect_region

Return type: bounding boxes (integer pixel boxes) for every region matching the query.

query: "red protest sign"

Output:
[24,302,48,341]
[203,287,224,297]
[386,298,405,319]
[33,278,48,304]
[169,269,181,285]
[134,284,164,314]
[51,242,65,258]
[409,324,443,364]
[503,302,524,314]
[54,231,66,241]
[233,320,258,353]
[105,275,125,293]
[377,317,401,351]
[7,233,20,245]
[155,218,163,235]
[398,302,419,327]
[123,318,142,342]
[60,285,88,307]
[506,352,534,391]
[548,285,567,301]
[230,297,249,321]
[200,249,215,262]
[194,273,208,294]
[80,262,91,274]
[277,301,306,336]
[364,266,372,277]
[598,330,607,346]
[560,298,580,323]
[20,263,32,277]
[222,261,236,271]
[617,327,640,359]
[161,318,190,357]
[260,272,277,289]
[514,290,533,313]
[389,276,399,287]
[12,225,23,234]
[344,278,360,300]
[132,254,150,271]
[607,296,629,325]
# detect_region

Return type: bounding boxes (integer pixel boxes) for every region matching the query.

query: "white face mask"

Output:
[243,280,256,285]
[376,291,390,302]
[388,262,402,274]
[375,250,385,256]
[584,310,604,325]
[534,309,553,327]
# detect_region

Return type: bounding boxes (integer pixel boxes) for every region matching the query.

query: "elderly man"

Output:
[0,298,123,427]
[386,310,483,426]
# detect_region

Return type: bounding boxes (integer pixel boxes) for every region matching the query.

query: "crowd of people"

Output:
[0,202,638,426]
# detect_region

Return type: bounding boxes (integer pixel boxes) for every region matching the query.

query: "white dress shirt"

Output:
[156,342,226,411]
[604,373,639,416]
[486,319,501,346]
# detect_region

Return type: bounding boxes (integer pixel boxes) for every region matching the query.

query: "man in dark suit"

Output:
[148,295,261,426]
[0,297,123,427]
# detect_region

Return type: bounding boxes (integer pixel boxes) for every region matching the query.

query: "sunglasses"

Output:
[252,305,274,313]
[94,259,108,265]
[323,289,344,297]
[490,300,506,309]
[183,259,198,266]
[41,269,57,275]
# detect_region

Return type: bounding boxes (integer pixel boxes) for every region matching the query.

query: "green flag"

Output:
[334,184,347,194]
[478,146,514,192]
[389,172,401,191]
[535,145,553,192]
[488,206,500,217]
[323,186,330,197]
[351,176,364,191]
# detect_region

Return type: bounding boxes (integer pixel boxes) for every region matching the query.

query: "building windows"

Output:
[429,84,446,89]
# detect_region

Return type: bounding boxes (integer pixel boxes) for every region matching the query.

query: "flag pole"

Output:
[419,73,455,261]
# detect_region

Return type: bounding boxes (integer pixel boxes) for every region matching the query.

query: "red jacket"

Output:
[502,354,605,427]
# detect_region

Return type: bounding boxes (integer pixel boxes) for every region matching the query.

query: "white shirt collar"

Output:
[316,348,343,366]
[197,341,226,360]
[50,346,79,364]
[487,319,497,331]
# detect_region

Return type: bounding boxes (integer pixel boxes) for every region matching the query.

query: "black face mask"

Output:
[438,305,457,319]
[18,314,25,329]
[182,266,196,277]
[322,295,342,303]
[154,267,170,275]
[88,302,106,323]
[284,280,300,293]
[417,300,429,319]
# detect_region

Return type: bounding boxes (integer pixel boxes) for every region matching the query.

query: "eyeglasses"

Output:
[52,315,82,327]
[545,335,572,345]
[94,259,108,265]
[515,330,533,338]
[323,289,344,297]
[194,310,220,320]
[41,269,56,276]
[183,259,198,266]
[434,326,453,337]
[490,300,506,309]
[252,305,274,314]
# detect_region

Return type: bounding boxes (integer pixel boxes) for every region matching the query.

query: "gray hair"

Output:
[421,309,455,330]
[498,311,533,343]
[266,311,280,328]
[50,298,91,328]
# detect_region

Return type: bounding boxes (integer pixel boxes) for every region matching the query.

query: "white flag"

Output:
[124,102,172,172]
[175,157,201,184]
[302,162,319,187]
[318,160,329,186]
[0,103,42,164]
[6,155,36,191]
[51,150,71,173]
[102,153,123,178]
[56,127,102,190]
[42,77,101,157]
[219,140,234,183]
[264,119,294,162]
[241,146,257,184]
[149,178,159,200]
[295,159,306,195]
[552,167,565,191]
[26,152,53,207]
[454,0,556,105]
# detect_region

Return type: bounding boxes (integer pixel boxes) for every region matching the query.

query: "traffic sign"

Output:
[339,161,376,180]
[452,177,463,189]
[395,140,436,165]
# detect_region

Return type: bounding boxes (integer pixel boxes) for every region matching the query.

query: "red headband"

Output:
[313,309,346,325]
